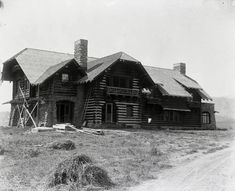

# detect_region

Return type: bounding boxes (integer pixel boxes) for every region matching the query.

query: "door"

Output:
[105,103,113,123]
[56,101,74,123]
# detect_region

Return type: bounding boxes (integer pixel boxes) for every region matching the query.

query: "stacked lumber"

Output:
[53,123,77,132]
[31,127,54,133]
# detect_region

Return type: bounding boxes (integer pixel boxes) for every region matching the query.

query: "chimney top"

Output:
[74,39,88,70]
[173,63,186,75]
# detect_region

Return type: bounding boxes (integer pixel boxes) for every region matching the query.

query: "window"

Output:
[126,105,133,117]
[25,79,30,90]
[106,76,131,88]
[62,73,69,82]
[164,111,182,122]
[202,112,210,124]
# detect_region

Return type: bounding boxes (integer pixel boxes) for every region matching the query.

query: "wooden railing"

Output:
[106,86,140,97]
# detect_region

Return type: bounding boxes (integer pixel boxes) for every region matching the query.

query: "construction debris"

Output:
[53,123,78,132]
[29,123,104,136]
[31,127,54,133]
[53,123,105,136]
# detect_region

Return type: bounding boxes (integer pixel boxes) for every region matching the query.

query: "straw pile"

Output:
[48,154,114,189]
[0,145,5,155]
[47,140,75,150]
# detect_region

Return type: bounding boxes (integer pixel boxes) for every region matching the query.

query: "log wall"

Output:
[142,97,202,128]
[83,62,143,128]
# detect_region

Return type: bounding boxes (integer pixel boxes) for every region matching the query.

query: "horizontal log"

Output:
[116,102,140,105]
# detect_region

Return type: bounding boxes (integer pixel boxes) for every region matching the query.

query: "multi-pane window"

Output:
[202,112,210,124]
[62,73,69,82]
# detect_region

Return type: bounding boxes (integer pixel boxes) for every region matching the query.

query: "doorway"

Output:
[56,101,74,123]
[102,103,117,123]
[106,103,113,122]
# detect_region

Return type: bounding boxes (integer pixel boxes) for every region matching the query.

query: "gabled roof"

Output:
[35,59,80,84]
[144,66,211,99]
[78,52,141,83]
[1,48,97,85]
[1,48,212,100]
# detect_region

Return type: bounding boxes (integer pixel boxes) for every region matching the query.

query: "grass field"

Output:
[0,126,234,191]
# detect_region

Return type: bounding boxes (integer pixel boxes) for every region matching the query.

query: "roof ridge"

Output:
[26,48,99,60]
[87,51,122,64]
[26,48,73,56]
[143,65,174,71]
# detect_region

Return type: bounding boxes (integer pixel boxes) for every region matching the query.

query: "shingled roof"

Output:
[1,48,212,100]
[144,66,211,99]
[1,48,97,85]
[78,51,141,83]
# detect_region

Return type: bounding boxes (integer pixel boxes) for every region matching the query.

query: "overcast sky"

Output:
[0,0,235,111]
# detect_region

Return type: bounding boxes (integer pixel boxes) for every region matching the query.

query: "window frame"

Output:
[61,73,69,83]
[202,112,210,124]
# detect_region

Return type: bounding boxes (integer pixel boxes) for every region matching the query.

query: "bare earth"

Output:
[130,142,235,191]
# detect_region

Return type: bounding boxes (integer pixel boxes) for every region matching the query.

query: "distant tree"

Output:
[0,1,3,8]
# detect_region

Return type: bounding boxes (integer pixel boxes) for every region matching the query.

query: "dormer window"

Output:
[62,73,69,82]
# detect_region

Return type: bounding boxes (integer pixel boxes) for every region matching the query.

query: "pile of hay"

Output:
[47,140,75,150]
[0,145,5,155]
[48,154,114,189]
[82,165,114,187]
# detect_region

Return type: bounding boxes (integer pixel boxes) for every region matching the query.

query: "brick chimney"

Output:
[173,63,186,75]
[74,39,88,70]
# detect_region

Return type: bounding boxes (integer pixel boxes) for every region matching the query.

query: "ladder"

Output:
[81,85,94,123]
[82,82,102,126]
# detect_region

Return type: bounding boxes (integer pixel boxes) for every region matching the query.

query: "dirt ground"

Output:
[130,142,235,191]
[0,126,234,191]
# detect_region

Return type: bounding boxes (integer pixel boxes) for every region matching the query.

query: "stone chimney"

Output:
[74,39,88,70]
[173,63,186,75]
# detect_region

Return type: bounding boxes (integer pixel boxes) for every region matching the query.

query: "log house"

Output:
[1,39,216,129]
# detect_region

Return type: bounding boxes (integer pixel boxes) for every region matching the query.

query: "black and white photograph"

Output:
[0,0,235,190]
